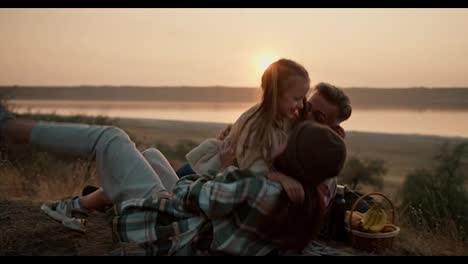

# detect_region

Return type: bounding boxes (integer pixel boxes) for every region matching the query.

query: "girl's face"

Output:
[278,76,309,120]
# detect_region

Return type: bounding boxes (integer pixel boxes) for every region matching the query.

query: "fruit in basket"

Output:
[361,205,387,233]
[345,210,364,229]
[381,224,397,233]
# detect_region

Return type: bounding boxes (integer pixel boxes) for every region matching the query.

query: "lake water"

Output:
[9,99,468,138]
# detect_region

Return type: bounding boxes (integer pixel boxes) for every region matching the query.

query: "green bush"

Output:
[401,142,468,241]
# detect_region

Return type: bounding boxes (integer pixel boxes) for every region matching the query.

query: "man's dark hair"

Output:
[315,82,352,122]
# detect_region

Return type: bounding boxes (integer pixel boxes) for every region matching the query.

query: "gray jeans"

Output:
[31,121,179,203]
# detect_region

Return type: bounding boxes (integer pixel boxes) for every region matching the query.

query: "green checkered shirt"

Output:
[110,166,285,256]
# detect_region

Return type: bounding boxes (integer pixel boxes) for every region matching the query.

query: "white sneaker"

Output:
[41,197,89,233]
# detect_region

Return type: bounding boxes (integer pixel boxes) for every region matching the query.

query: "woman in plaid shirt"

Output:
[0,104,346,255]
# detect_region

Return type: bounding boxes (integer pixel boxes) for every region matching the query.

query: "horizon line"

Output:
[2,85,468,90]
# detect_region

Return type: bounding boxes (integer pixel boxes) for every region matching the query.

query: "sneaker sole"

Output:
[40,203,86,233]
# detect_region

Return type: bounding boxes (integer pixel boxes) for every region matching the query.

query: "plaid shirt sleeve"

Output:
[112,166,284,255]
[172,166,281,219]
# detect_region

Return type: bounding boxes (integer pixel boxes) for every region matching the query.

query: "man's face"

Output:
[306,91,340,127]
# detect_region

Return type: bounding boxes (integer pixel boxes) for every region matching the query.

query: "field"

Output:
[0,114,467,255]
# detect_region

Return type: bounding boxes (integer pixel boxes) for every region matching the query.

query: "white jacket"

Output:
[186,104,290,176]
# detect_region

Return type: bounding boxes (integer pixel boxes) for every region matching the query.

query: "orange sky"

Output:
[1,8,468,88]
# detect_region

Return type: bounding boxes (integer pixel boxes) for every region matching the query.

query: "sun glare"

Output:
[255,55,277,75]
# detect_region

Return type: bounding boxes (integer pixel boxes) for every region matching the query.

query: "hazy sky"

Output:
[1,8,468,88]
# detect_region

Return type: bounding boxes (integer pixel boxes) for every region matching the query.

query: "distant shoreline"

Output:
[3,86,468,110]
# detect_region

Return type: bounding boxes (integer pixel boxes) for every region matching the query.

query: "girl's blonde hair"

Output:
[238,58,310,167]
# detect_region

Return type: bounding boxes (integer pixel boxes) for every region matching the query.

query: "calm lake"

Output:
[9,99,468,138]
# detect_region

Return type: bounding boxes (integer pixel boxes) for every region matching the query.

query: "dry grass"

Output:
[0,113,466,255]
[1,150,100,201]
[388,224,468,256]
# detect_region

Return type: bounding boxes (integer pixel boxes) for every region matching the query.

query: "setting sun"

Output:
[255,55,278,76]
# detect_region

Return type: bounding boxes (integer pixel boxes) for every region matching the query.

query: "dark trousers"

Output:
[175,162,196,178]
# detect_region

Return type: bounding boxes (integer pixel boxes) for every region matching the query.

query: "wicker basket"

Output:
[347,192,400,253]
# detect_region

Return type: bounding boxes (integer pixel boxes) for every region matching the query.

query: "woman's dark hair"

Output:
[260,121,347,250]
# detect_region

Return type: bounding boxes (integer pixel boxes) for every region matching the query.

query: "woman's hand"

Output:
[268,170,304,204]
[219,139,237,169]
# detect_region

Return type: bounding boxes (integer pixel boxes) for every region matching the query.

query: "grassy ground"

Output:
[0,198,116,256]
[0,113,467,255]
